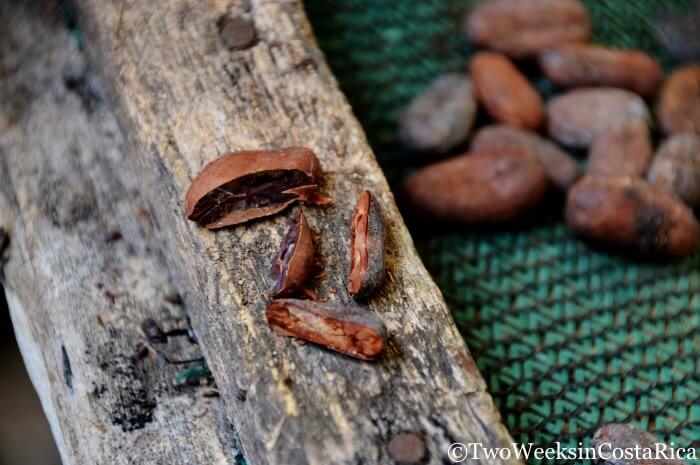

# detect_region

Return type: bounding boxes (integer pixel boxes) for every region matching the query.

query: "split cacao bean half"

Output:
[657,65,700,135]
[470,52,544,130]
[265,299,386,361]
[348,191,385,299]
[587,120,652,179]
[547,88,650,148]
[647,133,700,208]
[471,124,581,191]
[269,209,314,297]
[185,147,330,229]
[399,74,477,153]
[539,44,663,97]
[403,149,548,224]
[464,0,592,58]
[593,424,685,465]
[566,176,699,259]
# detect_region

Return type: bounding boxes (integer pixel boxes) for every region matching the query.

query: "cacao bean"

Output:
[403,149,548,224]
[464,0,592,58]
[566,176,699,259]
[269,209,314,297]
[539,44,663,97]
[399,74,477,153]
[593,424,685,465]
[265,299,386,360]
[348,191,385,299]
[471,124,581,191]
[657,65,700,135]
[547,88,650,148]
[587,120,652,179]
[655,2,700,63]
[470,52,544,130]
[647,133,700,208]
[185,147,330,229]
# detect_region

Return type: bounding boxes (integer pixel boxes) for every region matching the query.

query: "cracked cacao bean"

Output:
[348,191,385,299]
[470,52,544,130]
[185,147,330,229]
[547,88,650,148]
[269,209,314,297]
[403,149,548,224]
[658,65,700,135]
[399,74,477,153]
[593,424,685,465]
[265,299,386,360]
[566,176,699,259]
[471,124,581,191]
[647,133,700,208]
[539,44,663,97]
[464,0,591,58]
[587,120,652,179]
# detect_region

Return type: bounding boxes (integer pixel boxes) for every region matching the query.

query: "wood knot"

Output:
[217,15,257,51]
[387,432,427,464]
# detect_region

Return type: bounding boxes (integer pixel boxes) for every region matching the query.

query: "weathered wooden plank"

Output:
[0,2,243,464]
[71,0,519,464]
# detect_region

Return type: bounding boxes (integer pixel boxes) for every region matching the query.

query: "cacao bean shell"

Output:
[348,191,385,299]
[185,147,330,229]
[265,299,386,361]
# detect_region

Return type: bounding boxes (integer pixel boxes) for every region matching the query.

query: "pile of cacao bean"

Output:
[185,148,388,361]
[400,0,700,260]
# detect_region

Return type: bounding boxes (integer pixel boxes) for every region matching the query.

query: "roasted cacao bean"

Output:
[539,44,663,97]
[657,65,700,135]
[464,0,592,58]
[348,191,385,299]
[547,88,650,148]
[593,424,685,465]
[185,147,330,229]
[566,176,699,259]
[647,133,700,208]
[470,52,544,130]
[471,124,581,191]
[399,74,477,153]
[587,120,652,179]
[265,299,386,360]
[269,209,314,297]
[403,149,548,224]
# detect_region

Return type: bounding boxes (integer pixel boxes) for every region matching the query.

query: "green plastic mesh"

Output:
[306,1,700,463]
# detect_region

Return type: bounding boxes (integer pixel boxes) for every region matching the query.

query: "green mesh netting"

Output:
[306,1,700,463]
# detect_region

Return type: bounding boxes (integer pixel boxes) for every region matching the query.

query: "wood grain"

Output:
[0,3,242,464]
[10,0,519,463]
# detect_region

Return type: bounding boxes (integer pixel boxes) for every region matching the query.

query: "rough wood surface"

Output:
[70,0,521,464]
[0,3,242,464]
